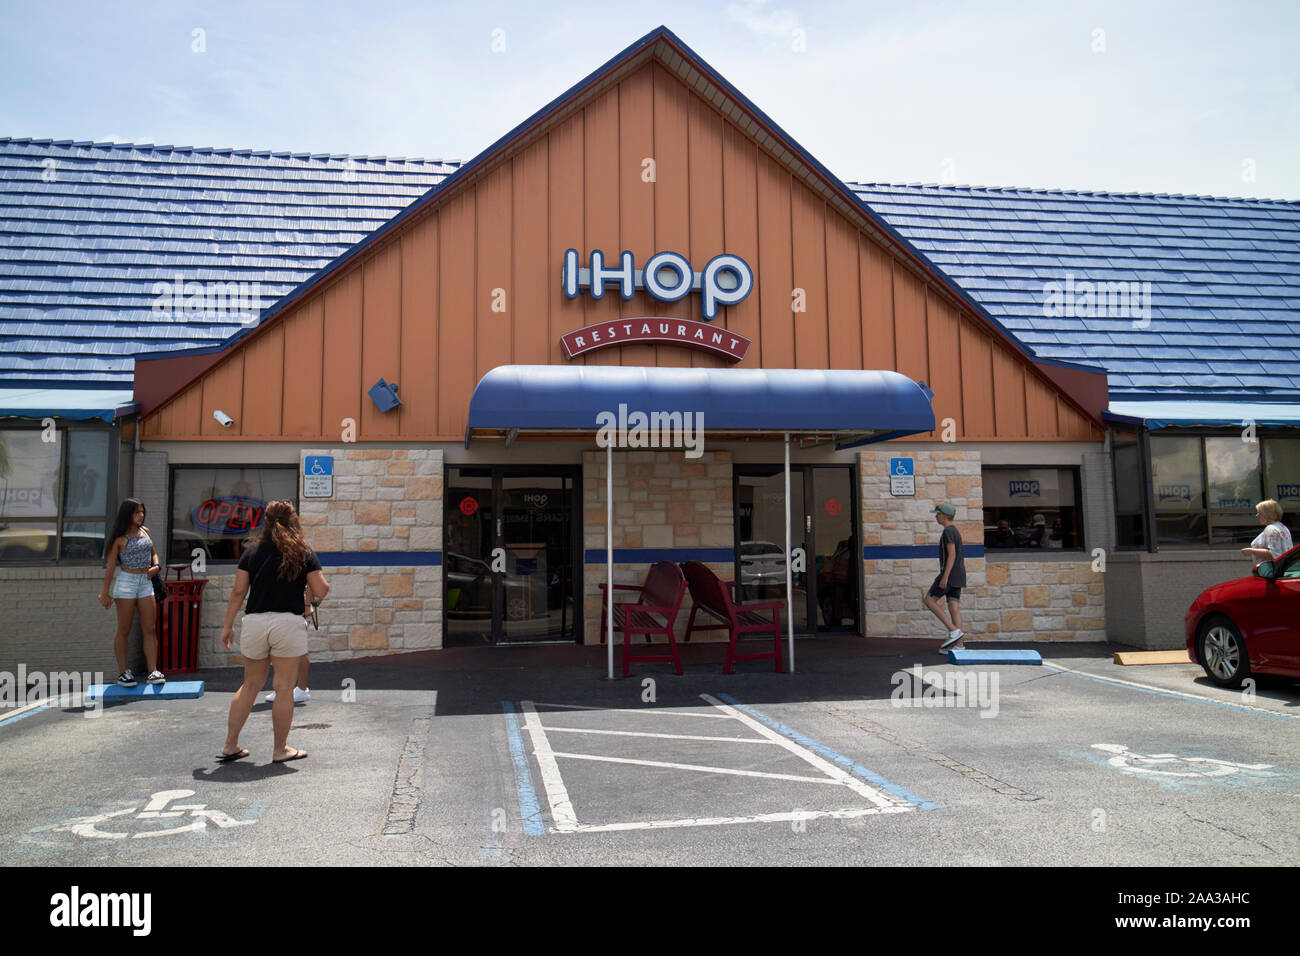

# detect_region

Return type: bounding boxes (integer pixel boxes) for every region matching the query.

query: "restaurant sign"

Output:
[561,317,751,361]
[561,249,754,361]
[562,250,753,320]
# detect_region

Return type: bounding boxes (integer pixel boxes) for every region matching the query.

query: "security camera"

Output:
[213,410,234,427]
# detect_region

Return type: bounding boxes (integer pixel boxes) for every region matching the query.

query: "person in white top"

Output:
[1241,499,1294,562]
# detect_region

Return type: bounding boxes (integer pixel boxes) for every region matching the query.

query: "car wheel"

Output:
[1197,616,1251,688]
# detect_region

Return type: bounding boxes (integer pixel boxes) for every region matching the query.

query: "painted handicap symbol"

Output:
[310,460,325,475]
[895,461,908,475]
[53,789,256,840]
[1091,744,1275,780]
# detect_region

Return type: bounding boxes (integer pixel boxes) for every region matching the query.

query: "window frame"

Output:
[1111,427,1300,552]
[979,464,1086,555]
[0,421,118,565]
[167,462,300,567]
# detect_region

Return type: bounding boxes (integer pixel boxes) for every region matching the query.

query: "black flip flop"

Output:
[216,748,249,762]
[272,749,308,764]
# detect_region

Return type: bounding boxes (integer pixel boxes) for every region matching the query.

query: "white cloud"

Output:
[725,0,801,39]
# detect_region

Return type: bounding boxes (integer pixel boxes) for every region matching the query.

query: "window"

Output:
[1150,436,1206,546]
[1263,438,1300,544]
[982,467,1083,551]
[1205,436,1263,545]
[0,426,113,563]
[169,466,297,564]
[1112,429,1145,548]
[1113,432,1300,550]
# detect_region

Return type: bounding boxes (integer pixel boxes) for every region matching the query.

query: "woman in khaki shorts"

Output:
[218,500,329,764]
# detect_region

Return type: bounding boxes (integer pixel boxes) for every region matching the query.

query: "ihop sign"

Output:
[562,250,753,321]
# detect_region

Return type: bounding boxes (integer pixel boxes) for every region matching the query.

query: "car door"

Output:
[1270,548,1300,672]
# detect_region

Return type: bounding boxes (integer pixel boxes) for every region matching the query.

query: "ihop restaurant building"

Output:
[2,27,1297,674]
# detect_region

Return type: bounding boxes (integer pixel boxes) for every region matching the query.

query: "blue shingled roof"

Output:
[0,138,456,388]
[849,183,1300,400]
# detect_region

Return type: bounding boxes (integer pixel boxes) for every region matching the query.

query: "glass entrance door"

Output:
[444,467,580,645]
[734,465,858,634]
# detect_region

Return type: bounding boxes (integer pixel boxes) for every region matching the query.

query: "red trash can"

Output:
[156,565,207,674]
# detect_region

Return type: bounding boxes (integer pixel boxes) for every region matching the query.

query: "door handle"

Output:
[805,514,812,535]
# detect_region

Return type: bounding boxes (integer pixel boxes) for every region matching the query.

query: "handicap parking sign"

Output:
[303,455,333,498]
[889,457,915,497]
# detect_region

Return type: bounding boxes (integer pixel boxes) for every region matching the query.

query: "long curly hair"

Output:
[257,500,311,580]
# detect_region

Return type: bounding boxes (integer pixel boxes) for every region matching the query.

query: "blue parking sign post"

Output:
[889,457,915,497]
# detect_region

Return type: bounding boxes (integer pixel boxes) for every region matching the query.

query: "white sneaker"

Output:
[293,687,310,703]
[939,630,965,650]
[263,690,276,702]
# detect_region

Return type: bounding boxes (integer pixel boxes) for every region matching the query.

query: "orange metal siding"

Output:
[143,59,1102,444]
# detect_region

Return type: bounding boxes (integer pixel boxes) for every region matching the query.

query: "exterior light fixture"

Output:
[368,378,402,413]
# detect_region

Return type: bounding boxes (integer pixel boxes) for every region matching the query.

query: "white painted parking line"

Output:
[702,694,908,810]
[548,751,843,784]
[514,694,923,834]
[564,806,913,834]
[543,726,779,744]
[1041,662,1300,723]
[530,701,734,719]
[520,701,577,830]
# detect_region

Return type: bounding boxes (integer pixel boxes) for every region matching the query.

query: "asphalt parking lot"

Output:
[3,636,1299,866]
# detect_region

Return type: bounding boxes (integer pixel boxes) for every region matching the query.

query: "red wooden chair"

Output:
[597,560,689,677]
[681,560,784,674]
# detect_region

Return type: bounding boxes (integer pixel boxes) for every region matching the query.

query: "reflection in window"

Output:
[1204,437,1263,545]
[1150,436,1207,546]
[1263,438,1300,544]
[170,467,297,563]
[0,429,62,562]
[1112,431,1145,548]
[982,467,1082,551]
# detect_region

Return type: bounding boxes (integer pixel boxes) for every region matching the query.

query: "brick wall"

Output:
[859,448,1106,642]
[133,450,169,552]
[200,446,443,667]
[0,567,129,677]
[581,449,733,645]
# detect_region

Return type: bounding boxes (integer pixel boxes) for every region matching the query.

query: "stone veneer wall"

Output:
[581,449,733,645]
[859,448,1105,642]
[200,447,443,667]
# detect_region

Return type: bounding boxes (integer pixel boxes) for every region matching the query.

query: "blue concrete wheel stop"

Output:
[948,648,1042,665]
[85,681,205,702]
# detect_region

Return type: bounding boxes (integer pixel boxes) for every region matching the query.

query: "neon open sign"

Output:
[190,496,266,535]
[562,249,753,320]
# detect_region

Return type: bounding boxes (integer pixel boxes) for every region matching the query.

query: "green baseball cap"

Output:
[932,503,956,517]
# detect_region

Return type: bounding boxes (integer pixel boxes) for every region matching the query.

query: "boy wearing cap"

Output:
[924,502,968,650]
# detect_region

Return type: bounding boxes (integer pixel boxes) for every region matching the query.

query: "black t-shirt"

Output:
[238,540,322,615]
[938,524,966,587]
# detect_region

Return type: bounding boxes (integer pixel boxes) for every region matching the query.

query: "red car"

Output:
[1185,544,1300,687]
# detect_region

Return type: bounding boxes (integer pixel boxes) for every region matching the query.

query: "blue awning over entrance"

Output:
[465,365,935,444]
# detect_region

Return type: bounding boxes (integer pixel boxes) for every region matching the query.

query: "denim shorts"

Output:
[111,568,155,600]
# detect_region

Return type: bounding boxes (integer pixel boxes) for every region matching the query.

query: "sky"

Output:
[1,0,1297,198]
